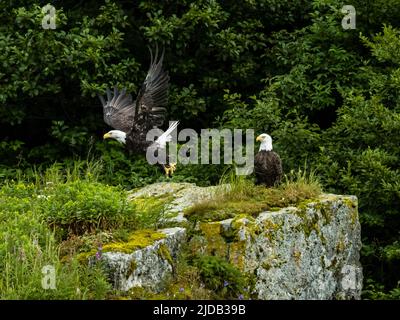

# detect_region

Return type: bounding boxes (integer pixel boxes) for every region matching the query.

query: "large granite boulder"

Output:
[101,227,185,291]
[89,183,362,299]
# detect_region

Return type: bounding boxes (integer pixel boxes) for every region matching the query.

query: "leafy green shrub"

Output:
[96,142,160,188]
[193,255,246,299]
[0,183,111,299]
[39,180,136,235]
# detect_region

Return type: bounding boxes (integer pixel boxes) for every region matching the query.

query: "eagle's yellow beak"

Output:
[256,135,263,142]
[103,133,111,139]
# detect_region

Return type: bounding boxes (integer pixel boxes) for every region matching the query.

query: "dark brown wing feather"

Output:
[132,45,169,133]
[254,151,283,187]
[98,45,170,153]
[98,87,135,133]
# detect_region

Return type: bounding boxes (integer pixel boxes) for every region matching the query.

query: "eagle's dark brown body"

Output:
[254,150,283,187]
[99,46,179,177]
[125,129,152,153]
[99,46,170,154]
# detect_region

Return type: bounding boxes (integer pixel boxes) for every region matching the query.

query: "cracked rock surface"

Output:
[96,183,362,299]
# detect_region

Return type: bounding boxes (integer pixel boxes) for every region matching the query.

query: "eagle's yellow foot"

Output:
[164,163,177,177]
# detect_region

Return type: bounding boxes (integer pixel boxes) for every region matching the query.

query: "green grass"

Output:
[0,160,323,299]
[40,180,136,236]
[0,161,166,299]
[0,180,111,299]
[1,163,216,299]
[185,167,322,222]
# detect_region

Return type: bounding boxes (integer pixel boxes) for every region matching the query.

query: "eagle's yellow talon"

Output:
[164,167,170,176]
[164,163,177,177]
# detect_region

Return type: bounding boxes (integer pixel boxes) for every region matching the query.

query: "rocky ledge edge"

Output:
[85,182,363,300]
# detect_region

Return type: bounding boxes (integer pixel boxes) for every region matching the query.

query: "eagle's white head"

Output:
[256,133,273,151]
[103,130,126,144]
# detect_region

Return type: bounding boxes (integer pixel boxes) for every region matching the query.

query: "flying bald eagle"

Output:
[254,133,283,187]
[99,46,178,176]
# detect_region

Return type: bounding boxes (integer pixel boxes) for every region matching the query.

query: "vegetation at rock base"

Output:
[0,164,171,299]
[114,248,254,300]
[0,162,319,299]
[1,0,400,298]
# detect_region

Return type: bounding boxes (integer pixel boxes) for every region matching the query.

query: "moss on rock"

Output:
[157,243,173,265]
[198,222,228,257]
[77,229,167,261]
[129,259,138,274]
[102,229,166,254]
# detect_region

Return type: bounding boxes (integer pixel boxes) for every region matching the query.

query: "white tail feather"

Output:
[153,121,179,149]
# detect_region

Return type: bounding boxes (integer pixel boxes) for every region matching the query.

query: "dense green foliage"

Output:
[1,0,399,298]
[0,163,176,299]
[42,180,135,234]
[0,179,112,298]
[193,255,246,299]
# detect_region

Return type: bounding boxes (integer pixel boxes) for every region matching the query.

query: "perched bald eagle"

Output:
[254,134,283,187]
[99,47,178,176]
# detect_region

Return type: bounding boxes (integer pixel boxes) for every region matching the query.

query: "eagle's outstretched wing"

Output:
[98,45,169,134]
[132,45,169,133]
[98,87,134,133]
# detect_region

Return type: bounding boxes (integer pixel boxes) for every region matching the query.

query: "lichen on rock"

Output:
[85,183,362,299]
[84,227,186,292]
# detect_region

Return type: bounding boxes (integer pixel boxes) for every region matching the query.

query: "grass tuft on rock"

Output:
[185,167,322,222]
